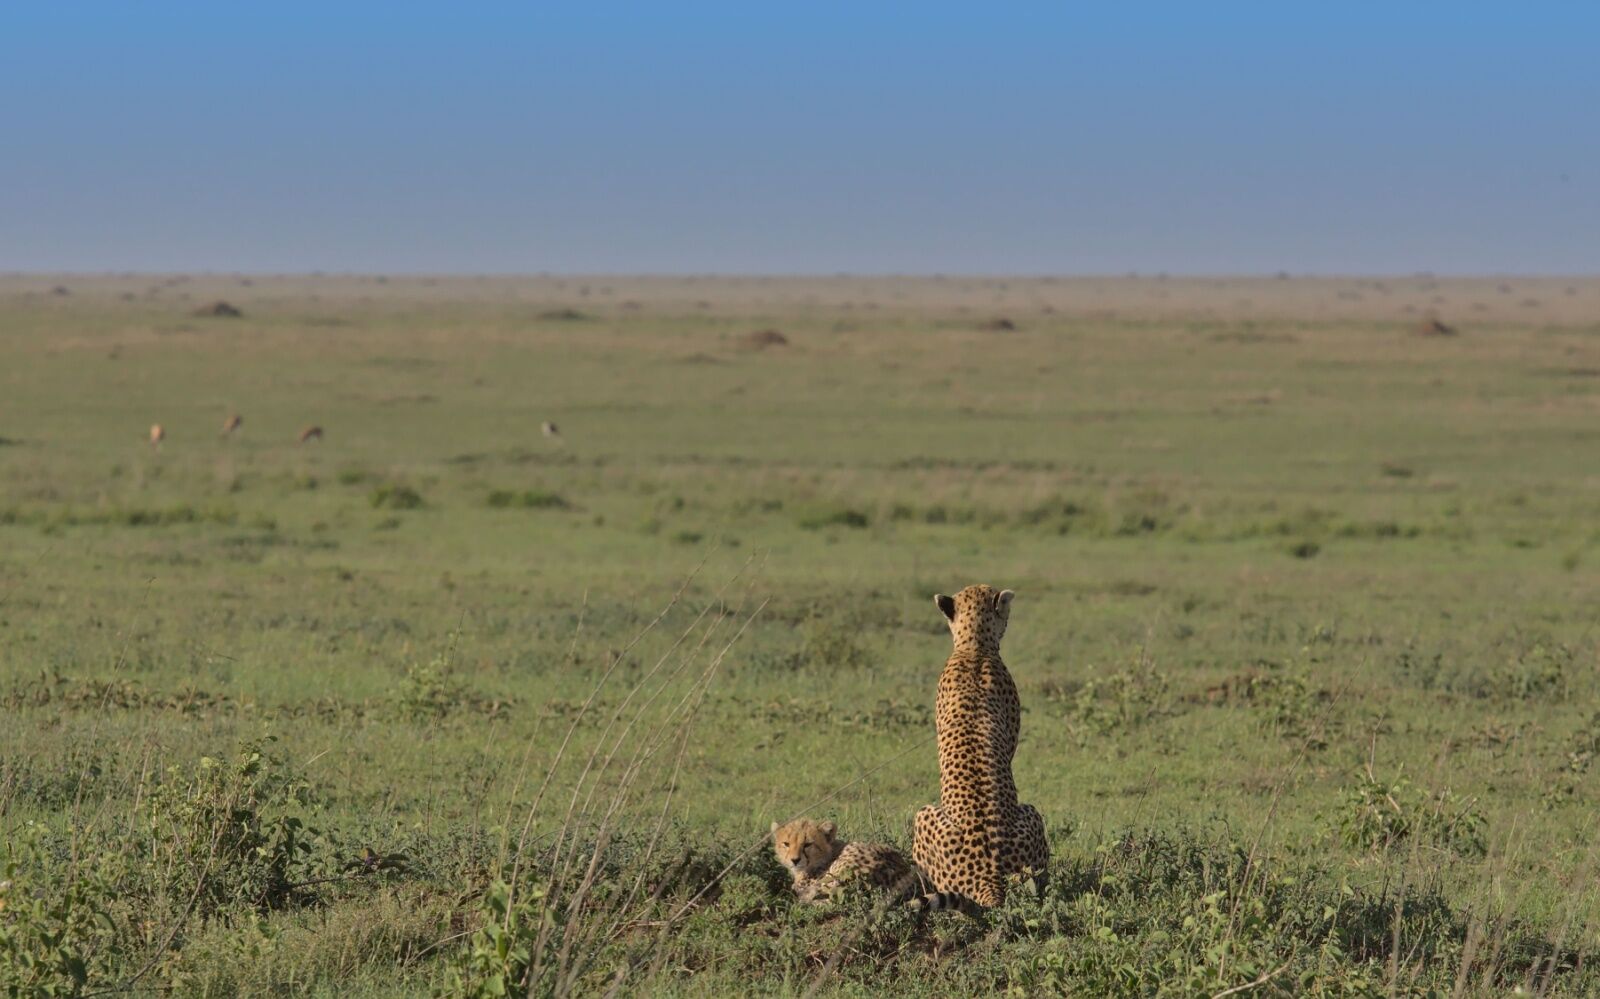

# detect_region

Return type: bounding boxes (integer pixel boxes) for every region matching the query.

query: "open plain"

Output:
[2,273,1599,995]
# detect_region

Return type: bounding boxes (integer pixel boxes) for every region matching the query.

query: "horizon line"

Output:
[4,269,1598,282]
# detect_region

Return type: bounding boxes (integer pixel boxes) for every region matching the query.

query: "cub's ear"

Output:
[996,589,1015,611]
[820,821,837,838]
[935,594,956,621]
[770,821,780,835]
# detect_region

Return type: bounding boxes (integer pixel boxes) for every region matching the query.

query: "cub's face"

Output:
[935,584,1015,647]
[770,818,838,877]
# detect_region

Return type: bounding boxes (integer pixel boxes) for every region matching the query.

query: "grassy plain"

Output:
[1,273,1599,996]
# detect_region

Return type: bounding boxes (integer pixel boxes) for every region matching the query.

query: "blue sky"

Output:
[2,3,1596,274]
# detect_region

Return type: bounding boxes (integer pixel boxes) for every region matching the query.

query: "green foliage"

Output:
[485,489,568,510]
[796,504,871,530]
[439,878,548,998]
[138,737,324,914]
[0,825,128,998]
[1489,640,1573,702]
[1335,765,1487,858]
[394,656,467,721]
[1045,653,1173,742]
[369,484,425,509]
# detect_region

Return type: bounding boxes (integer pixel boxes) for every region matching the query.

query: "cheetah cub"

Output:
[770,818,979,915]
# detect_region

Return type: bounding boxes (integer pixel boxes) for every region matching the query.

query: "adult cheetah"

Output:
[912,584,1048,909]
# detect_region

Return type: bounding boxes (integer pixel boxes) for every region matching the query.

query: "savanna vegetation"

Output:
[2,274,1598,996]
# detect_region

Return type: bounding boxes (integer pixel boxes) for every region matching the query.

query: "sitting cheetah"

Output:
[912,584,1049,910]
[770,818,978,915]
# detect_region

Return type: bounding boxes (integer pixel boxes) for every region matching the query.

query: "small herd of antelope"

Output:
[148,416,557,449]
[147,415,324,449]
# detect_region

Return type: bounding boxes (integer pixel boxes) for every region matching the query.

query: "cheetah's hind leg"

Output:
[1015,803,1049,896]
[912,804,950,887]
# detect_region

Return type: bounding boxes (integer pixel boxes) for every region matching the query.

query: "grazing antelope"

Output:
[149,423,165,449]
[298,425,324,444]
[221,413,243,437]
[541,421,561,439]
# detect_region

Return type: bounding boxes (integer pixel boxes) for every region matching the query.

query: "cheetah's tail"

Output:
[886,869,985,919]
[907,890,987,919]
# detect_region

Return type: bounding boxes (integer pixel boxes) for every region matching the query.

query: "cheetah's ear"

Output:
[935,594,956,621]
[770,821,780,836]
[996,589,1015,612]
[820,821,836,838]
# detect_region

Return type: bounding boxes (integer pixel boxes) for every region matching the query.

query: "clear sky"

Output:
[2,3,1596,275]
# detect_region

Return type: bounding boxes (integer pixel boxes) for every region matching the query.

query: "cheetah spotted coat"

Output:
[912,584,1049,908]
[771,818,921,904]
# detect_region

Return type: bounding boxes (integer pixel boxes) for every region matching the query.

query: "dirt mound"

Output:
[741,329,789,348]
[1414,317,1456,337]
[979,317,1017,331]
[194,301,243,318]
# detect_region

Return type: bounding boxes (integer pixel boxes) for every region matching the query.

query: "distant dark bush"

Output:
[370,485,424,510]
[486,489,568,510]
[796,506,869,530]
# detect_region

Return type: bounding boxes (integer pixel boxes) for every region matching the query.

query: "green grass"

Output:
[2,274,1599,996]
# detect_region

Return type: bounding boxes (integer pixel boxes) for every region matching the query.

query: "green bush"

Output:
[1336,765,1487,857]
[369,484,424,510]
[0,824,129,997]
[394,656,466,721]
[796,505,870,530]
[139,738,324,914]
[486,489,568,510]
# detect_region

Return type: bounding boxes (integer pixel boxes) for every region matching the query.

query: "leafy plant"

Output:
[1336,764,1487,857]
[0,824,128,997]
[138,737,324,914]
[369,484,424,510]
[1047,653,1172,741]
[486,489,568,510]
[395,656,467,721]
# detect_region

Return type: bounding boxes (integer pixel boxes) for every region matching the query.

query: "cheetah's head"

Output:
[770,818,841,877]
[935,583,1015,650]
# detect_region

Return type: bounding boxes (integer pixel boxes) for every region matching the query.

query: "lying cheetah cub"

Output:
[769,818,980,915]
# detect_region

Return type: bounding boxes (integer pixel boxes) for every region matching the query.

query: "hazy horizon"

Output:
[4,3,1597,275]
[7,269,1600,280]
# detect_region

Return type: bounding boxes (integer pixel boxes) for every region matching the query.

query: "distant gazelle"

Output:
[541,421,561,439]
[298,425,324,444]
[221,413,243,437]
[149,423,165,449]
